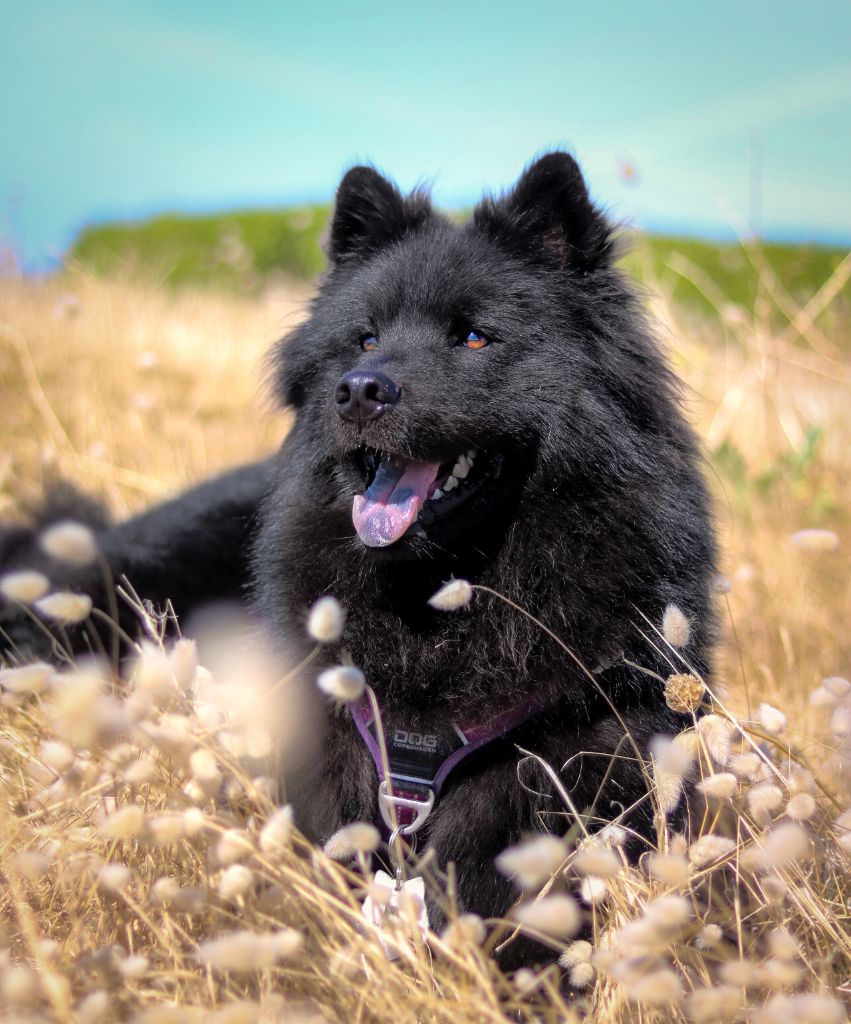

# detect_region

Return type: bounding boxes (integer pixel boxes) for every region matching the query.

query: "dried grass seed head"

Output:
[306,595,345,643]
[729,751,763,780]
[324,821,380,859]
[495,833,567,889]
[748,782,784,823]
[99,804,146,841]
[316,665,366,703]
[441,913,486,947]
[77,990,110,1024]
[569,961,596,989]
[689,834,736,868]
[767,927,800,960]
[823,675,850,699]
[0,569,50,603]
[428,578,473,611]
[572,845,621,878]
[39,520,98,566]
[685,986,742,1023]
[695,923,723,949]
[0,662,53,696]
[623,966,684,1006]
[196,929,303,972]
[829,705,851,741]
[189,748,222,791]
[754,994,845,1024]
[662,603,691,648]
[512,894,580,938]
[789,528,840,553]
[647,852,690,887]
[217,864,255,900]
[759,822,811,869]
[118,955,149,980]
[216,829,253,865]
[98,863,132,892]
[39,739,74,772]
[697,713,733,765]
[719,958,759,988]
[579,876,609,904]
[34,591,92,623]
[260,805,293,855]
[558,939,592,969]
[651,731,696,774]
[785,792,817,821]
[758,702,787,735]
[697,771,738,800]
[653,764,685,814]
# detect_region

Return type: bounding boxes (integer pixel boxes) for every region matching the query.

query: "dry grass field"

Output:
[0,251,849,1023]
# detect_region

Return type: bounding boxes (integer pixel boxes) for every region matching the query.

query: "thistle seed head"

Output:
[664,672,704,713]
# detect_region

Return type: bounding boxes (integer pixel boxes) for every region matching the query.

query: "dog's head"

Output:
[275,153,664,559]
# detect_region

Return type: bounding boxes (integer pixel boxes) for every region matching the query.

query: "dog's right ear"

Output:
[474,152,613,273]
[328,166,431,266]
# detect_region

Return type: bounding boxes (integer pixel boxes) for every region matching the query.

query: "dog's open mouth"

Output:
[351,446,498,547]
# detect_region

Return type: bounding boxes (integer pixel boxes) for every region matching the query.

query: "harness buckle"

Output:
[378,781,435,835]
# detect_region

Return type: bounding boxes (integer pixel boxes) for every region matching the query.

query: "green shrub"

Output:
[69,207,849,324]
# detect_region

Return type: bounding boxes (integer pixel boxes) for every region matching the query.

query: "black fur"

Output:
[1,153,716,966]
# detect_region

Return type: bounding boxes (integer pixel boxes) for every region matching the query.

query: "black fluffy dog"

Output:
[0,153,715,962]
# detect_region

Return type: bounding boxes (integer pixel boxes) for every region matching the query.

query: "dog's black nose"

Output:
[334,370,400,423]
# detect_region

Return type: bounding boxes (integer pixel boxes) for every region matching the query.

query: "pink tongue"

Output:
[352,456,441,547]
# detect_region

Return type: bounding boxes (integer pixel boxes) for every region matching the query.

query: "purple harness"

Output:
[351,693,547,838]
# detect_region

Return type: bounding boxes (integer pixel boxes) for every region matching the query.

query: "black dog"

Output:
[1,153,715,962]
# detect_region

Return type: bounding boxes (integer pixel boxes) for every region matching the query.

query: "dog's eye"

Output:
[361,334,378,352]
[464,330,490,350]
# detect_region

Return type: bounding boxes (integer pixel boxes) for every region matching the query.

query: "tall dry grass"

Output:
[0,252,849,1023]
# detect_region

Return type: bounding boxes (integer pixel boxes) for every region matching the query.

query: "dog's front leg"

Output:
[0,458,274,659]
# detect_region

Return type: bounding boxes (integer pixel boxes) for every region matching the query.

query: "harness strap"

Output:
[351,693,547,837]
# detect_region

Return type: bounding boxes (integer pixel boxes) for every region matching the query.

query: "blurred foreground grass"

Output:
[0,240,849,1022]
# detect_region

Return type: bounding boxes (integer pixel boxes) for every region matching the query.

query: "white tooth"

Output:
[432,488,444,500]
[467,450,476,461]
[444,476,458,492]
[453,459,469,479]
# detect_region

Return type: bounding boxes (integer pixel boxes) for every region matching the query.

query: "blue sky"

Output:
[1,0,850,268]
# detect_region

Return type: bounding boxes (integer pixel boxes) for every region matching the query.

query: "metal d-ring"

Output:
[377,781,435,836]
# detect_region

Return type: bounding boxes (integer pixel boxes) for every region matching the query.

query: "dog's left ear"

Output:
[474,152,612,272]
[328,165,432,266]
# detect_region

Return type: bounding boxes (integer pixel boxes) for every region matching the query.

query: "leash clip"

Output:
[378,781,434,836]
